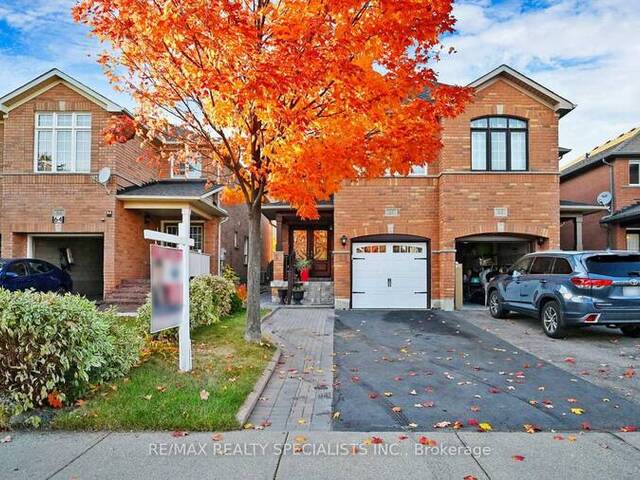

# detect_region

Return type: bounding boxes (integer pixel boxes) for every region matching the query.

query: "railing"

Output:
[189,252,211,277]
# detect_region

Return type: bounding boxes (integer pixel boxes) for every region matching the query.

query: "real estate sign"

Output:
[149,244,184,333]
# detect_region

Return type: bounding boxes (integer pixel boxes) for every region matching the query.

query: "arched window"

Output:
[470,116,528,171]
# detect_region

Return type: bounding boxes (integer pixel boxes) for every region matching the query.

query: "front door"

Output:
[291,228,332,278]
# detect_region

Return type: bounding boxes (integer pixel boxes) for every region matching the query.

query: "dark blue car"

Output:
[487,251,640,338]
[0,258,72,294]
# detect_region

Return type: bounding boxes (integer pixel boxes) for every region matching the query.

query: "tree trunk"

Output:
[245,200,263,343]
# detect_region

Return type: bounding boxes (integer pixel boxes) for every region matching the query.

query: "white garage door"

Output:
[351,242,428,309]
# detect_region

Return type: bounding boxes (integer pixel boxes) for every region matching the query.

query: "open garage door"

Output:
[456,234,534,306]
[31,235,104,299]
[351,239,429,309]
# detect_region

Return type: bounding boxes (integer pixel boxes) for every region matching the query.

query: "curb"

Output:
[235,347,282,427]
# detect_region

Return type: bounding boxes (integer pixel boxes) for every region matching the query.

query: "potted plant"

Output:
[296,258,312,282]
[292,284,305,305]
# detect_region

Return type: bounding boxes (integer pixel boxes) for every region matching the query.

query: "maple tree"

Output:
[73,0,470,342]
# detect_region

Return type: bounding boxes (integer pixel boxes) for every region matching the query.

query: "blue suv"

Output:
[0,258,72,294]
[487,251,640,338]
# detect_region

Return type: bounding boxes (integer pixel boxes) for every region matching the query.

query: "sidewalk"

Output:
[249,308,334,431]
[2,430,640,479]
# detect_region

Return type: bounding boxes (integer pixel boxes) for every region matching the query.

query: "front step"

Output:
[102,279,150,313]
[270,280,334,306]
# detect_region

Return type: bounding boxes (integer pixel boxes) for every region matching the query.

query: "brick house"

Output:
[0,69,270,307]
[560,127,640,251]
[266,65,576,310]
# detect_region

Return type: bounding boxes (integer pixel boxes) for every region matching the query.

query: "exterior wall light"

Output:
[340,234,348,246]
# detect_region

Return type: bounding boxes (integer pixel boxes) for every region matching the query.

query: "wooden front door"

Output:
[291,227,332,278]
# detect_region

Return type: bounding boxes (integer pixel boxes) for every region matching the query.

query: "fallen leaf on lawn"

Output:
[143,394,152,401]
[156,385,167,393]
[564,357,576,364]
[581,421,591,431]
[392,406,402,413]
[74,399,86,407]
[211,433,224,441]
[383,392,393,397]
[332,411,341,420]
[199,389,210,401]
[620,425,638,432]
[1,435,11,443]
[478,422,492,432]
[294,435,307,443]
[109,384,118,391]
[512,455,525,462]
[171,431,188,437]
[434,421,451,429]
[570,408,585,415]
[523,424,541,433]
[453,421,464,430]
[624,368,635,378]
[371,436,384,444]
[368,392,379,399]
[419,436,437,446]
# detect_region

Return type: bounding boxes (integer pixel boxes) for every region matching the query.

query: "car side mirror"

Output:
[512,270,522,278]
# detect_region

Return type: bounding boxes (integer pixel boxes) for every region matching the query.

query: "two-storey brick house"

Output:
[266,65,576,310]
[560,127,640,251]
[0,69,228,307]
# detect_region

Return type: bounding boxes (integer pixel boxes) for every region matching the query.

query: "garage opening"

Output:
[456,235,535,306]
[31,235,104,299]
[351,234,430,309]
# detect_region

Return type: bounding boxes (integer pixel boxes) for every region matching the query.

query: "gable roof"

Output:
[0,68,128,114]
[561,127,640,179]
[468,65,576,118]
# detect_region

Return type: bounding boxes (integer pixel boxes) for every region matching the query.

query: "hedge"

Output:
[0,289,142,416]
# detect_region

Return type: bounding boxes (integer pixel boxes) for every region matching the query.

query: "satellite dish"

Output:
[97,167,111,185]
[597,191,612,206]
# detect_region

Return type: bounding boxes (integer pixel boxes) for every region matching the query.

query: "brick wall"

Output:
[333,77,561,309]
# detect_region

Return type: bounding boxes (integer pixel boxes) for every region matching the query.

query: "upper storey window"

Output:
[35,112,91,173]
[471,116,528,171]
[171,154,203,179]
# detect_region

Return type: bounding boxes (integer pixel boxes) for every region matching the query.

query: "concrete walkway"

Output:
[3,430,640,480]
[248,308,334,431]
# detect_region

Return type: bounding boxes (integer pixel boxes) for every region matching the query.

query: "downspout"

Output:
[602,157,614,249]
[218,216,229,275]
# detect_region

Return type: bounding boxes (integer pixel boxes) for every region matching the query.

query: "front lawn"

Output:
[52,310,274,431]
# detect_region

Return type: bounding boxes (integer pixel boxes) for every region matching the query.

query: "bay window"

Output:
[470,116,528,171]
[35,113,91,172]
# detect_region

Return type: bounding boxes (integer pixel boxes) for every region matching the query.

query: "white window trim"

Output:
[33,112,92,173]
[170,155,203,179]
[629,160,640,186]
[160,220,205,252]
[243,237,249,265]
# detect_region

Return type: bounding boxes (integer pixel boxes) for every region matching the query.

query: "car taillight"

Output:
[570,277,613,289]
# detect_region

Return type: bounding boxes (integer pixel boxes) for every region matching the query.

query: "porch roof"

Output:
[116,179,227,219]
[601,202,640,224]
[560,199,609,216]
[262,199,333,220]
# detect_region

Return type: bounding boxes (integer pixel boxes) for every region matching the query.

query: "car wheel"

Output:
[541,300,567,338]
[488,290,508,319]
[620,326,640,338]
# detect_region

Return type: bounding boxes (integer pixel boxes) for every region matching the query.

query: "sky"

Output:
[0,0,638,163]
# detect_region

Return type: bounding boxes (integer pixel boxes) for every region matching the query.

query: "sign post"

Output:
[144,207,194,372]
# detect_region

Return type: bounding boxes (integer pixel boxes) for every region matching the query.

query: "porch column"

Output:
[178,207,192,372]
[575,215,584,251]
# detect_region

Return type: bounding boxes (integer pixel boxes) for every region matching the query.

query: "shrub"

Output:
[230,284,247,313]
[0,289,142,416]
[137,274,236,334]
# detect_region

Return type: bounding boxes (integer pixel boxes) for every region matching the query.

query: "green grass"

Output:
[52,309,274,431]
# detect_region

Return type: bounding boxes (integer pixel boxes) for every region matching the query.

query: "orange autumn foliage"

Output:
[72,0,470,219]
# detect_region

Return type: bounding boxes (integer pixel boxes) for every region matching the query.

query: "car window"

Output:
[552,258,573,274]
[6,262,28,277]
[586,255,640,277]
[512,257,533,275]
[530,256,554,274]
[28,261,52,274]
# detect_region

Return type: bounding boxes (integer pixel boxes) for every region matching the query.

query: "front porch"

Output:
[263,200,335,306]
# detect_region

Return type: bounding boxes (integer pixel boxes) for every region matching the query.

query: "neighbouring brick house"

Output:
[266,65,576,310]
[560,127,640,251]
[0,69,271,308]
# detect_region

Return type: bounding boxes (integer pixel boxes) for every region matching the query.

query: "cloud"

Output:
[436,0,640,164]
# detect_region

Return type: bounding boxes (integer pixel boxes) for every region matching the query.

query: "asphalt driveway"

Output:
[332,310,640,432]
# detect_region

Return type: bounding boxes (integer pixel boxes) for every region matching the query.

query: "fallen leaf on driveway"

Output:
[523,424,541,433]
[567,398,577,403]
[470,406,481,412]
[623,368,635,378]
[620,425,638,432]
[553,434,564,440]
[297,418,307,425]
[478,422,492,432]
[512,455,525,462]
[488,387,501,394]
[398,435,408,441]
[467,419,479,427]
[419,436,437,446]
[570,408,585,415]
[581,422,591,431]
[453,421,464,430]
[332,411,341,420]
[294,435,307,443]
[564,357,576,364]
[409,389,417,395]
[199,389,210,401]
[383,392,393,397]
[211,433,224,441]
[1,435,11,443]
[423,401,435,408]
[368,392,379,399]
[371,436,384,444]
[392,406,402,413]
[171,431,188,437]
[434,421,451,429]
[567,435,577,442]
[463,476,478,480]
